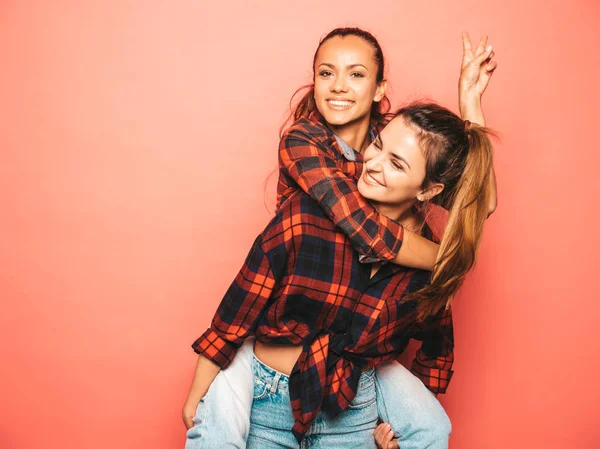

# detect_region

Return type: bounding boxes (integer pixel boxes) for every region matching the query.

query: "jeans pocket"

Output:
[253,378,270,401]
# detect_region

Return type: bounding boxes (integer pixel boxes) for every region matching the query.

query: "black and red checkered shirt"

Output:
[193,113,452,442]
[277,111,405,263]
[192,194,453,442]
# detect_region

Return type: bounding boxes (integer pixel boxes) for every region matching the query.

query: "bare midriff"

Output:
[253,341,303,375]
[253,263,385,376]
[253,267,383,375]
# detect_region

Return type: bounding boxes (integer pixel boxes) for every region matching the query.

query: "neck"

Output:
[329,117,371,152]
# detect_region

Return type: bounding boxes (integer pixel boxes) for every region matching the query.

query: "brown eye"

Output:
[319,71,333,77]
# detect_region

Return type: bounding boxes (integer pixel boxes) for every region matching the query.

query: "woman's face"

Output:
[358,117,432,209]
[313,35,386,129]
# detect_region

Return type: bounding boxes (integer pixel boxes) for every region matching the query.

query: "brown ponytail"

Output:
[394,103,495,319]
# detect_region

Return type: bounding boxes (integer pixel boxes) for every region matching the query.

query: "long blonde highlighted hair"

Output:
[396,103,495,319]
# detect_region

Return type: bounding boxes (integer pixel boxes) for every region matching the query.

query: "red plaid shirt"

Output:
[192,193,453,442]
[277,111,404,263]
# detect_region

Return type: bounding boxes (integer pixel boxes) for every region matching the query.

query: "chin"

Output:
[321,111,352,126]
[357,180,377,201]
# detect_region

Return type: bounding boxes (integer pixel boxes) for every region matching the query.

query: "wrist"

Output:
[459,95,482,117]
[186,385,208,404]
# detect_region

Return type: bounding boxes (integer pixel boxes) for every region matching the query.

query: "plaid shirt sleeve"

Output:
[192,235,277,369]
[279,125,404,263]
[410,305,455,394]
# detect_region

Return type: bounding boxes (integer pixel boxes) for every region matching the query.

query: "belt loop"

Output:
[270,372,281,394]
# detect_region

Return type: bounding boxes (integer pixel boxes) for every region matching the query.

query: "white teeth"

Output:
[328,100,353,107]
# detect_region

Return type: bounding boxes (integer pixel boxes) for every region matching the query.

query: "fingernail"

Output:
[486,45,493,52]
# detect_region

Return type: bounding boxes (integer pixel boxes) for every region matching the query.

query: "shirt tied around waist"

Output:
[289,329,368,443]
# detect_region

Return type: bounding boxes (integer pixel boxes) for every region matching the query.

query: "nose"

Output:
[331,76,348,93]
[364,150,383,171]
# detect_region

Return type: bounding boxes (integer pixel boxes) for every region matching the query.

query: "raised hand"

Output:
[459,32,498,102]
[459,32,498,124]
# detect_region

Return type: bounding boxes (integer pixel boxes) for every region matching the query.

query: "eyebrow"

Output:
[318,63,369,70]
[376,134,411,170]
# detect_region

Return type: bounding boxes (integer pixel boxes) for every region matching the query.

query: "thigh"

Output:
[374,360,451,448]
[185,339,255,449]
[310,369,379,449]
[247,354,298,449]
[221,337,255,405]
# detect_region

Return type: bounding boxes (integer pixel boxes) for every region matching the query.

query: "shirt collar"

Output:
[334,127,378,162]
[307,110,379,162]
[333,134,359,162]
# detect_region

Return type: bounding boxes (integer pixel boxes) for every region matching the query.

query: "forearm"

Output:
[459,95,485,126]
[186,354,222,404]
[459,96,497,215]
[282,132,407,265]
[393,230,440,271]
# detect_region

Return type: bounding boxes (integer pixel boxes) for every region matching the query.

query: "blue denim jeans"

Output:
[184,339,450,449]
[184,339,255,449]
[247,353,378,449]
[375,361,451,449]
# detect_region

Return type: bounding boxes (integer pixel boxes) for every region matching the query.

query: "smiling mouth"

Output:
[326,99,355,110]
[363,172,385,187]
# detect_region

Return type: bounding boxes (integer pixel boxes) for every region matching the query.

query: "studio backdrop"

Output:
[1,1,599,448]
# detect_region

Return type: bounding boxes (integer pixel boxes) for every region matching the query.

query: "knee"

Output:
[420,401,451,442]
[437,409,452,439]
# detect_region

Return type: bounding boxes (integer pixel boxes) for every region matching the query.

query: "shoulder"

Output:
[281,116,333,144]
[262,192,338,249]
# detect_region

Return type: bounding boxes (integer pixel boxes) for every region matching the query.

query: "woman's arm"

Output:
[461,96,498,216]
[182,235,277,428]
[392,232,439,270]
[191,235,276,368]
[182,354,222,429]
[280,125,439,270]
[459,32,499,216]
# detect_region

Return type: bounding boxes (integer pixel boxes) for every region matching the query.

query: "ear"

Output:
[374,80,387,102]
[419,183,444,202]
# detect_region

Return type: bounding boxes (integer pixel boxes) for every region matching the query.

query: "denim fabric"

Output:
[184,339,255,449]
[247,353,378,449]
[185,341,450,449]
[375,360,451,448]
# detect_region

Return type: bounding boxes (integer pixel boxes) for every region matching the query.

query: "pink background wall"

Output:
[1,1,599,448]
